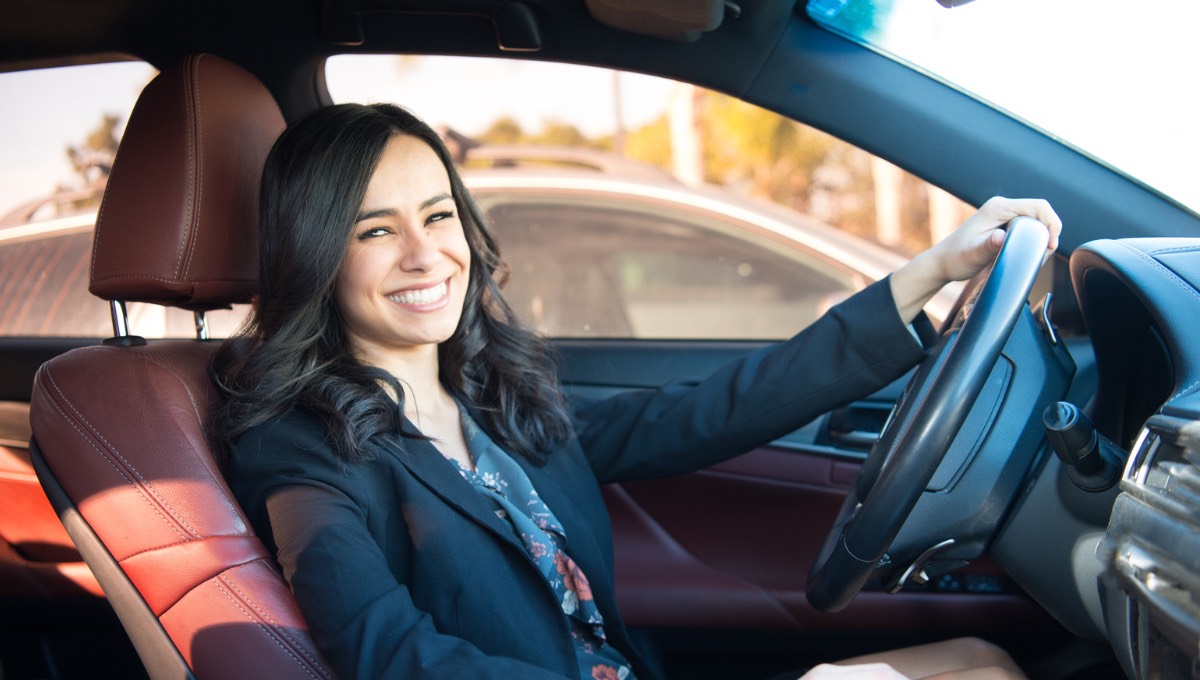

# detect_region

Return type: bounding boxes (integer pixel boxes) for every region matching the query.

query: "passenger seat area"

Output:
[26,54,335,680]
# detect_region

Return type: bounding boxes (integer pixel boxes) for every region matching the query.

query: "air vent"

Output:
[1101,415,1200,677]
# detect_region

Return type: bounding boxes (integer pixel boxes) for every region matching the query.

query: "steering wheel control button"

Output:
[1043,401,1124,492]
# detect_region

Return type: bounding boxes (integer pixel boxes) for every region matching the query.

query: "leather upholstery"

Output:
[30,54,336,679]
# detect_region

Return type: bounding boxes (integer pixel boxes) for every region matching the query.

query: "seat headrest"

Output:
[89,54,285,311]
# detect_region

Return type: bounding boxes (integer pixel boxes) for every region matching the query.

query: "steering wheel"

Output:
[807,216,1051,613]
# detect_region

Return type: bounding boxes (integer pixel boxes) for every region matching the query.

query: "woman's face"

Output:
[334,134,471,366]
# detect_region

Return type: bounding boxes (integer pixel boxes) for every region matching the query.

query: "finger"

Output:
[986,197,1063,251]
[1011,199,1061,245]
[986,228,1006,251]
[963,228,1004,265]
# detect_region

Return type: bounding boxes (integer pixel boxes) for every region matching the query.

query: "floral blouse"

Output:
[449,413,636,680]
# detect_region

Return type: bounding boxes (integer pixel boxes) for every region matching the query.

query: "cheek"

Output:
[334,250,374,310]
[449,227,472,276]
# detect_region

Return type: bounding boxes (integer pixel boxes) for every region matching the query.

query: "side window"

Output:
[0,61,250,338]
[0,230,105,336]
[481,195,860,339]
[322,55,977,339]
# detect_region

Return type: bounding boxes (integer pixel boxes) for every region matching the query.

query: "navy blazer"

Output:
[227,278,931,680]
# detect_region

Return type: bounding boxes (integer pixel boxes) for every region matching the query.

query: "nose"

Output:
[398,225,440,272]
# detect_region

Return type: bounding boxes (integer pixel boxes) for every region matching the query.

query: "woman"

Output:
[212,102,1060,680]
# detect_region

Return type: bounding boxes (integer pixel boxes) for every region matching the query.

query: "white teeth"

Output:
[388,281,447,306]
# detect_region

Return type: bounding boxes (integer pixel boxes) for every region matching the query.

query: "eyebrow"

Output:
[355,192,454,223]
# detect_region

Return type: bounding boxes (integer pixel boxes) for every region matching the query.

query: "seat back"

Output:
[28,54,335,680]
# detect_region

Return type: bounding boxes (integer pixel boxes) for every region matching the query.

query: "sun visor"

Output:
[585,0,728,41]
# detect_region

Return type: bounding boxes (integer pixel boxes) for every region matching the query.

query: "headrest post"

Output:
[103,299,147,347]
[194,311,210,340]
[110,299,131,338]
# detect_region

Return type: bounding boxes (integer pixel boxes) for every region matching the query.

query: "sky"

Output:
[324,56,677,140]
[0,61,156,218]
[2,0,1198,219]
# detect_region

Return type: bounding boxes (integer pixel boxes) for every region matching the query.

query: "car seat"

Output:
[27,54,335,680]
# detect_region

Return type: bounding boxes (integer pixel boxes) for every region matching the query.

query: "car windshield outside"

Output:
[807,0,1200,216]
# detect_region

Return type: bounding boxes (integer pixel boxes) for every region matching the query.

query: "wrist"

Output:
[890,249,948,324]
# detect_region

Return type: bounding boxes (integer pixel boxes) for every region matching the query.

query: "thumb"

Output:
[946,227,1005,281]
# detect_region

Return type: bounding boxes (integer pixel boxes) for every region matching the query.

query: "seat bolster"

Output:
[31,341,337,679]
[30,342,249,561]
[161,560,338,680]
[121,534,271,616]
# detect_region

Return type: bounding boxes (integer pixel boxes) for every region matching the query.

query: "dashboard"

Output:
[1025,238,1200,677]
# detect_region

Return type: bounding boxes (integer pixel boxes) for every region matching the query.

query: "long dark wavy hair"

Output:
[211,103,572,464]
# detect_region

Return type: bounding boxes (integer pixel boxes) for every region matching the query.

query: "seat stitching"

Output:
[39,372,188,543]
[1144,245,1200,256]
[1170,379,1200,403]
[220,575,330,673]
[174,57,198,281]
[181,55,204,280]
[119,539,202,561]
[1115,241,1200,303]
[212,577,324,680]
[42,368,200,538]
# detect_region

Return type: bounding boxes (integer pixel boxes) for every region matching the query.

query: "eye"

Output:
[356,225,392,241]
[426,210,455,226]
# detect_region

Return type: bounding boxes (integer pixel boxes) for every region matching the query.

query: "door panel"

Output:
[0,340,105,599]
[555,339,1057,639]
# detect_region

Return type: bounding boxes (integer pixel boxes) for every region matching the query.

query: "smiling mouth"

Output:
[386,280,449,307]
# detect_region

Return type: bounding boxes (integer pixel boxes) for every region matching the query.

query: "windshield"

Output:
[807,0,1200,215]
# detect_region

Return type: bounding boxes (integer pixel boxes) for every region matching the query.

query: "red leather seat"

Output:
[28,54,335,680]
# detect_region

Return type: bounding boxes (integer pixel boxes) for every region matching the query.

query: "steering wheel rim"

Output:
[807,217,1051,613]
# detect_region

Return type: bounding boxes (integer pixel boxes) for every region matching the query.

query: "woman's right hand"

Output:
[888,196,1062,323]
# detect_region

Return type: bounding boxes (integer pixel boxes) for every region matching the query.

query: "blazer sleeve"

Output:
[573,276,933,483]
[228,415,571,680]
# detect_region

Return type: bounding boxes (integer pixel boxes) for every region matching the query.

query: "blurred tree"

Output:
[622,88,958,252]
[702,92,835,212]
[470,73,968,253]
[66,113,120,184]
[479,116,525,145]
[476,117,609,153]
[529,121,594,148]
[49,112,123,215]
[624,116,671,169]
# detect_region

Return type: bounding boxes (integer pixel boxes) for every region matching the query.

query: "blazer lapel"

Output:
[455,403,610,581]
[372,431,525,553]
[374,414,610,601]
